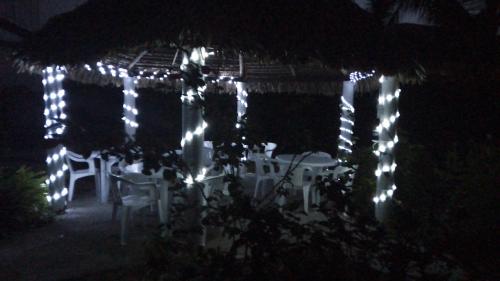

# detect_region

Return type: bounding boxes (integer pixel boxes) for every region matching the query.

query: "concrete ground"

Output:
[0,181,154,281]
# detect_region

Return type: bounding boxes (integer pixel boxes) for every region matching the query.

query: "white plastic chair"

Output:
[65,150,98,201]
[264,142,277,158]
[109,172,158,245]
[243,157,280,200]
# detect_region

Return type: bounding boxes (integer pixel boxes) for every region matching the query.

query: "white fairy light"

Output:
[382,118,390,129]
[340,117,354,126]
[387,141,394,149]
[339,127,353,134]
[391,162,397,172]
[379,194,387,202]
[61,187,68,196]
[52,192,61,200]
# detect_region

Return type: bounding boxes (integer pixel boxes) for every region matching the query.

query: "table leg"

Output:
[158,181,169,224]
[100,158,109,203]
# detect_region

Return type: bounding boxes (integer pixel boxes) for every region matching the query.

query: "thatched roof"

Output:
[11,0,496,93]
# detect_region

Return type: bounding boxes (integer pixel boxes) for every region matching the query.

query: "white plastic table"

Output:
[275,154,338,168]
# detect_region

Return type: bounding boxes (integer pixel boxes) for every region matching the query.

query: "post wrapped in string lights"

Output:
[337,81,355,160]
[235,81,248,158]
[122,77,139,140]
[41,66,68,207]
[337,71,375,162]
[373,75,401,222]
[180,47,212,186]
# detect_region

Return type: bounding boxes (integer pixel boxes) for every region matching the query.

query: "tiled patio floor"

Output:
[0,182,153,281]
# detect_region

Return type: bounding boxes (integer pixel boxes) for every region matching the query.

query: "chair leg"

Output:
[120,206,131,245]
[303,185,310,213]
[112,203,119,222]
[68,176,76,202]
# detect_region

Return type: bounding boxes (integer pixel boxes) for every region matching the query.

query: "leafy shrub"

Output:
[0,166,54,238]
[142,159,464,281]
[389,140,500,280]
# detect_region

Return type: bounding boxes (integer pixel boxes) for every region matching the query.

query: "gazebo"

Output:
[6,0,491,223]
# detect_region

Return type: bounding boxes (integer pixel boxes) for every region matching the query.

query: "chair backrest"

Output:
[109,172,155,202]
[65,150,95,173]
[264,142,277,158]
[201,173,225,198]
[204,141,213,149]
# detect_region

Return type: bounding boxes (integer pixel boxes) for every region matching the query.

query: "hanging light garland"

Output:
[372,75,400,205]
[349,70,375,83]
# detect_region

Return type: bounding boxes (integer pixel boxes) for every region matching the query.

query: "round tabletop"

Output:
[275,154,338,168]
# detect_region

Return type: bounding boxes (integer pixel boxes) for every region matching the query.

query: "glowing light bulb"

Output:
[387,189,394,197]
[391,162,397,170]
[379,145,386,153]
[379,75,384,83]
[379,194,387,202]
[382,119,390,129]
[375,169,382,177]
[52,192,60,200]
[373,197,380,203]
[387,141,394,149]
[61,187,68,196]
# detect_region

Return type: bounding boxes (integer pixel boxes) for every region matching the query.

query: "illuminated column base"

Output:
[373,75,400,222]
[44,145,68,209]
[122,77,139,141]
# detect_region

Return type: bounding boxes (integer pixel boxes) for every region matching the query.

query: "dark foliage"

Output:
[0,166,53,238]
